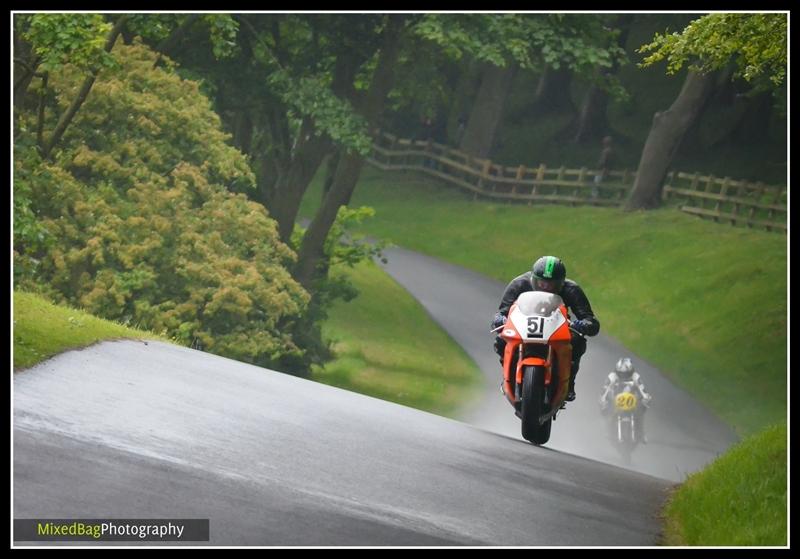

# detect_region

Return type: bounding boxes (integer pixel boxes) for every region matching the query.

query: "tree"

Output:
[573,14,634,143]
[293,15,406,289]
[127,14,397,373]
[625,13,787,210]
[14,14,127,158]
[414,14,628,159]
[14,41,309,369]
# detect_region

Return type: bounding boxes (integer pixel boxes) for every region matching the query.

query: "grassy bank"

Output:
[299,166,787,437]
[13,290,168,369]
[314,260,483,418]
[662,421,787,546]
[14,269,482,418]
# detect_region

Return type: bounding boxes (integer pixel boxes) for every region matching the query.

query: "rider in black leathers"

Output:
[491,256,600,402]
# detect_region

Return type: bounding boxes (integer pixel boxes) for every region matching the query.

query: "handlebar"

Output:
[489,323,587,337]
[568,326,587,339]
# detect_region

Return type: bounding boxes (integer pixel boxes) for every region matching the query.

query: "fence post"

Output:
[747,181,765,227]
[765,186,784,232]
[620,169,630,201]
[701,174,715,212]
[512,165,525,197]
[714,177,730,223]
[576,167,586,205]
[662,171,675,201]
[484,160,494,193]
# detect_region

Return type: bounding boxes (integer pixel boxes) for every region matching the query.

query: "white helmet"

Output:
[615,357,634,378]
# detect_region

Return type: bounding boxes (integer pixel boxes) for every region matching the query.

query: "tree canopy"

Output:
[15,41,309,367]
[638,13,787,88]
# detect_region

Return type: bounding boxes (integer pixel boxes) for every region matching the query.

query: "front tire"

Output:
[520,365,552,445]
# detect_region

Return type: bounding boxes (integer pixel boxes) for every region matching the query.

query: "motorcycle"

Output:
[605,381,642,463]
[491,291,576,445]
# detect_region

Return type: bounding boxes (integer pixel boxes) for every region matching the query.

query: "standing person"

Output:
[455,114,467,146]
[420,114,434,141]
[490,255,600,402]
[593,135,616,198]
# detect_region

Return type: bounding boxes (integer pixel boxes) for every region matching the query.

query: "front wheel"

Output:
[520,365,552,445]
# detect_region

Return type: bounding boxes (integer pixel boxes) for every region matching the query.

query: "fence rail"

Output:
[366,131,787,233]
[662,171,787,232]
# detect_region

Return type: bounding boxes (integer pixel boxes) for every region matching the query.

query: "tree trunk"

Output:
[294,16,405,289]
[459,62,516,158]
[267,129,332,244]
[573,81,611,144]
[40,16,128,159]
[446,59,480,145]
[573,14,634,143]
[731,90,774,145]
[532,66,574,114]
[625,70,717,211]
[13,26,41,112]
[152,14,202,68]
[255,47,366,244]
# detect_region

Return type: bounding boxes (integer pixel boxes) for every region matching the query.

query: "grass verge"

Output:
[13,290,168,370]
[300,166,787,437]
[313,260,483,418]
[661,421,787,546]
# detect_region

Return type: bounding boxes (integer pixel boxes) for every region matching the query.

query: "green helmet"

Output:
[531,256,566,294]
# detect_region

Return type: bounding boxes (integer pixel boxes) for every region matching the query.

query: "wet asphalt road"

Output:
[377,247,739,482]
[13,246,738,546]
[14,340,672,546]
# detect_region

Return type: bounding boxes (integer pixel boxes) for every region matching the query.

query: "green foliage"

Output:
[638,13,787,88]
[663,421,787,545]
[279,206,386,375]
[13,136,54,281]
[202,14,240,59]
[14,41,310,368]
[20,13,117,73]
[125,14,180,42]
[266,70,372,155]
[413,14,627,75]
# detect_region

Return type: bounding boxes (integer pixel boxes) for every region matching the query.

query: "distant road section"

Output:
[377,247,739,482]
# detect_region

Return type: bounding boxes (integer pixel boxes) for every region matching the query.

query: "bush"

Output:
[14,41,310,367]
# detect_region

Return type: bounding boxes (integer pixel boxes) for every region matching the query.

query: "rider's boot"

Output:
[565,363,578,402]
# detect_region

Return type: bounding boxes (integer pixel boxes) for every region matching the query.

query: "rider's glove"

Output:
[570,319,591,334]
[642,394,653,407]
[491,312,506,330]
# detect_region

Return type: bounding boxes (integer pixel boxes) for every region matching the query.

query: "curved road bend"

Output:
[378,247,739,483]
[14,340,670,546]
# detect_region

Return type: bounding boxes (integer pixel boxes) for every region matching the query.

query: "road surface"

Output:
[377,247,739,483]
[14,340,670,546]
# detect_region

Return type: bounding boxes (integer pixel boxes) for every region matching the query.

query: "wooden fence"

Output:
[662,171,787,232]
[366,131,787,233]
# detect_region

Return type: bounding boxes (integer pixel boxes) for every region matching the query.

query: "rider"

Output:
[599,357,653,443]
[491,255,600,401]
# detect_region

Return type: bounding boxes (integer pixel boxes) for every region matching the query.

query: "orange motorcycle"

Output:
[492,291,576,445]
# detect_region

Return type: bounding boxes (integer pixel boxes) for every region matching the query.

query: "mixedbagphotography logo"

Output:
[14,519,210,542]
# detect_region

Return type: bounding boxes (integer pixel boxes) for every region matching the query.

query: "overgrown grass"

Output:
[300,166,787,437]
[313,260,483,418]
[13,290,168,370]
[661,421,787,546]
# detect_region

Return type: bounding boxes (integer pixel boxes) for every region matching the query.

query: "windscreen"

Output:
[515,291,564,316]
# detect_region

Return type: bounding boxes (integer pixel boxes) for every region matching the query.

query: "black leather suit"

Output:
[493,272,600,389]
